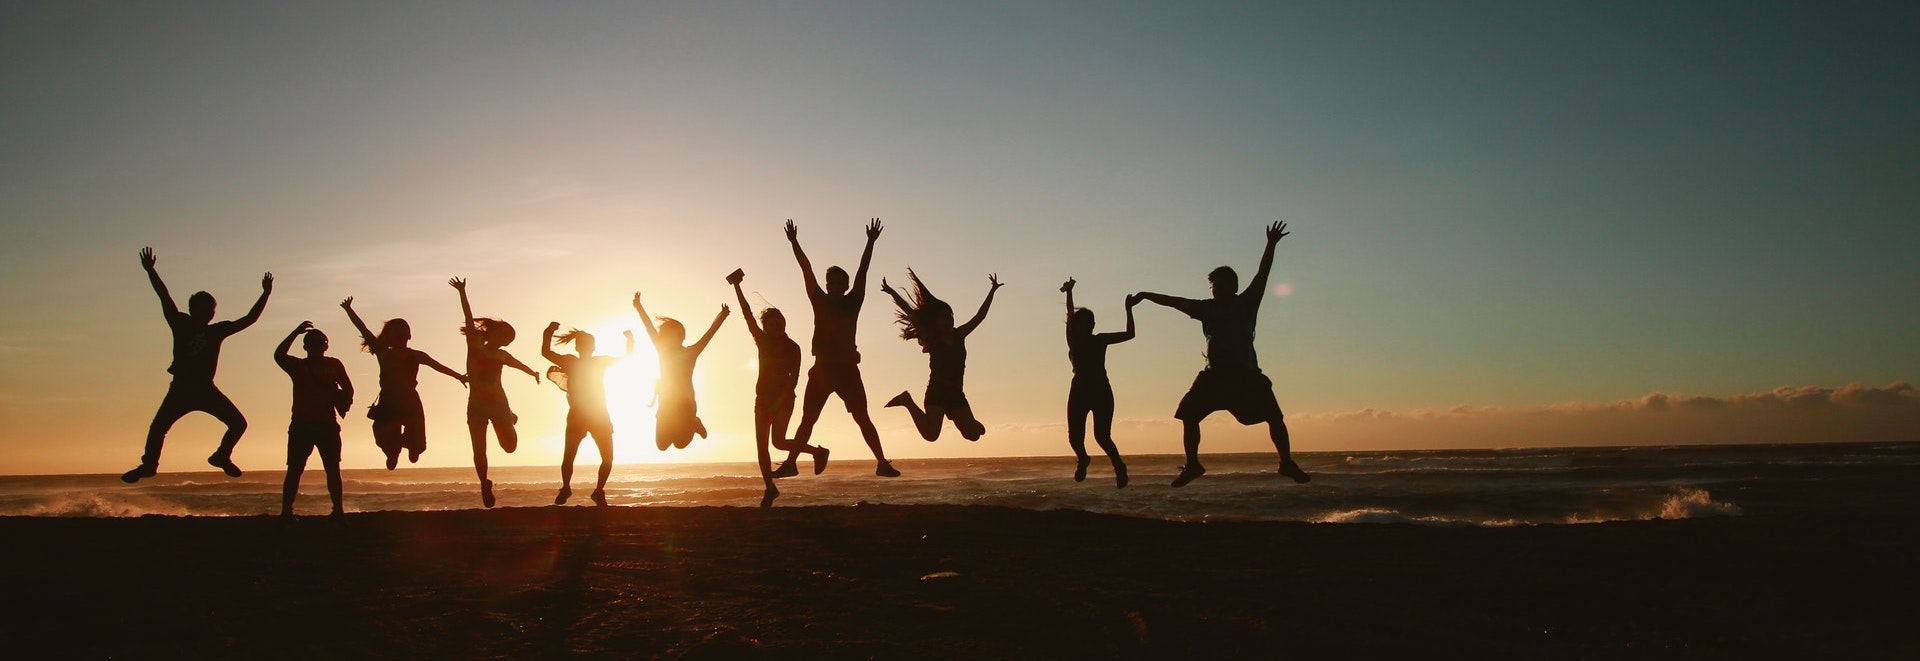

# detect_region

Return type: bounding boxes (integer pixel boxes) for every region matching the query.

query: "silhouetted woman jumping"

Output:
[542,322,632,506]
[881,271,1002,442]
[632,292,727,452]
[1061,278,1136,488]
[450,277,539,508]
[728,269,828,508]
[342,297,468,470]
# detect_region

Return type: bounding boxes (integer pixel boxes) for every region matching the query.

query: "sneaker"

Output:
[1073,456,1091,482]
[1114,462,1129,489]
[1170,464,1206,488]
[759,485,779,509]
[812,447,830,475]
[1279,460,1312,484]
[554,486,571,505]
[120,464,157,484]
[770,460,799,478]
[590,489,607,507]
[875,460,901,478]
[384,449,399,471]
[207,455,243,478]
[884,391,912,408]
[481,479,496,509]
[407,447,422,464]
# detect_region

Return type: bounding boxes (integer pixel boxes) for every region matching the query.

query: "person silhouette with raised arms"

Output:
[542,322,632,506]
[880,271,1002,442]
[274,321,352,516]
[1134,221,1310,487]
[449,277,539,508]
[728,269,829,507]
[123,247,272,483]
[1061,278,1136,488]
[341,297,467,470]
[781,219,898,477]
[632,292,728,452]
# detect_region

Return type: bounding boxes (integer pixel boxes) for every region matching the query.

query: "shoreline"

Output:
[5,504,1914,658]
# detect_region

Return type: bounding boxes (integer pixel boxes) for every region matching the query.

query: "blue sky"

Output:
[2,1,1916,474]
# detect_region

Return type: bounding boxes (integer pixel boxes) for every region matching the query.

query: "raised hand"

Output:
[878,277,895,296]
[1126,294,1141,307]
[448,277,466,290]
[296,320,315,333]
[546,321,561,333]
[987,273,1004,291]
[720,304,731,317]
[865,218,883,242]
[784,219,798,242]
[1267,220,1290,244]
[261,272,274,292]
[139,247,157,270]
[622,330,635,341]
[1060,277,1075,293]
[339,297,354,310]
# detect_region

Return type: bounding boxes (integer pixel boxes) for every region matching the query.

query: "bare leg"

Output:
[754,404,777,507]
[1270,419,1310,483]
[469,419,495,507]
[888,393,945,441]
[1092,400,1126,488]
[322,453,344,515]
[846,402,895,476]
[1171,418,1206,487]
[497,416,519,453]
[205,391,248,474]
[557,427,582,504]
[591,432,614,505]
[281,460,305,516]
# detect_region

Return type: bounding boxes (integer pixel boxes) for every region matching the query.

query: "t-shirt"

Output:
[1067,335,1109,379]
[1178,294,1261,372]
[277,354,349,423]
[807,290,863,360]
[757,333,802,395]
[166,315,240,382]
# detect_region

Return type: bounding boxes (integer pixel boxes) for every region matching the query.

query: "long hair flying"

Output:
[893,269,953,342]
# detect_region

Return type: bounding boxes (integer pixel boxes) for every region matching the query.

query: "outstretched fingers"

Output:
[1267,220,1290,243]
[866,218,883,240]
[139,247,157,269]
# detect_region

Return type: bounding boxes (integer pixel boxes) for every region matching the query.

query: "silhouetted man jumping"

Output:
[1134,222,1310,487]
[124,247,272,483]
[780,219,898,477]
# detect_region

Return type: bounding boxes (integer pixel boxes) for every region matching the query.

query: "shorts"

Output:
[287,419,342,467]
[1174,369,1283,425]
[567,408,614,439]
[925,380,971,414]
[467,394,518,426]
[807,360,869,411]
[755,389,797,418]
[1067,376,1115,413]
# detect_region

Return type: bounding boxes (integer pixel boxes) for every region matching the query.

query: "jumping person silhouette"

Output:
[341,297,467,470]
[632,292,727,452]
[449,277,539,508]
[274,321,352,516]
[1061,278,1135,488]
[1133,221,1311,487]
[728,269,828,507]
[123,247,272,483]
[880,271,1002,442]
[542,323,632,506]
[781,219,898,477]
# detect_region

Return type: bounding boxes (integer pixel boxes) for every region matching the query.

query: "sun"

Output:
[577,321,663,462]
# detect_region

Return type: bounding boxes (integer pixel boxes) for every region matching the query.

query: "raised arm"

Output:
[1061,277,1076,315]
[1244,221,1289,300]
[622,330,635,357]
[500,350,540,382]
[230,272,273,330]
[449,277,478,343]
[850,218,882,298]
[1105,296,1139,345]
[340,297,383,353]
[417,351,468,386]
[540,322,565,364]
[785,219,823,297]
[138,247,179,317]
[956,273,1004,337]
[274,320,310,367]
[877,276,911,313]
[1133,291,1200,316]
[631,292,660,342]
[690,305,730,356]
[729,272,763,340]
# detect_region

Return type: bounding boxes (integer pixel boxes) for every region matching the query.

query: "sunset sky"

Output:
[3,1,1916,475]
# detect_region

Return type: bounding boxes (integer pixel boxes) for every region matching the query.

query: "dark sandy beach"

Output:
[4,505,1914,659]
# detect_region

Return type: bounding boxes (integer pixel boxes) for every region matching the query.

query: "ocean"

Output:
[5,442,1916,525]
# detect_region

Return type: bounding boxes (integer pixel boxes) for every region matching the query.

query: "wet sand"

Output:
[3,505,1914,659]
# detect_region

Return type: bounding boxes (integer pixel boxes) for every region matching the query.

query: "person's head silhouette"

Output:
[761,308,787,336]
[1068,308,1096,337]
[658,318,687,345]
[1208,266,1239,299]
[187,291,216,323]
[824,266,850,295]
[372,318,411,350]
[557,329,596,357]
[302,329,329,356]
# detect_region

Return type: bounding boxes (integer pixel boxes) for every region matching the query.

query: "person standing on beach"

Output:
[781,219,898,477]
[1133,221,1311,487]
[542,322,632,506]
[341,297,468,470]
[123,247,272,483]
[449,278,540,508]
[728,269,829,507]
[274,321,352,516]
[632,292,728,452]
[1061,278,1136,488]
[879,270,1002,442]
